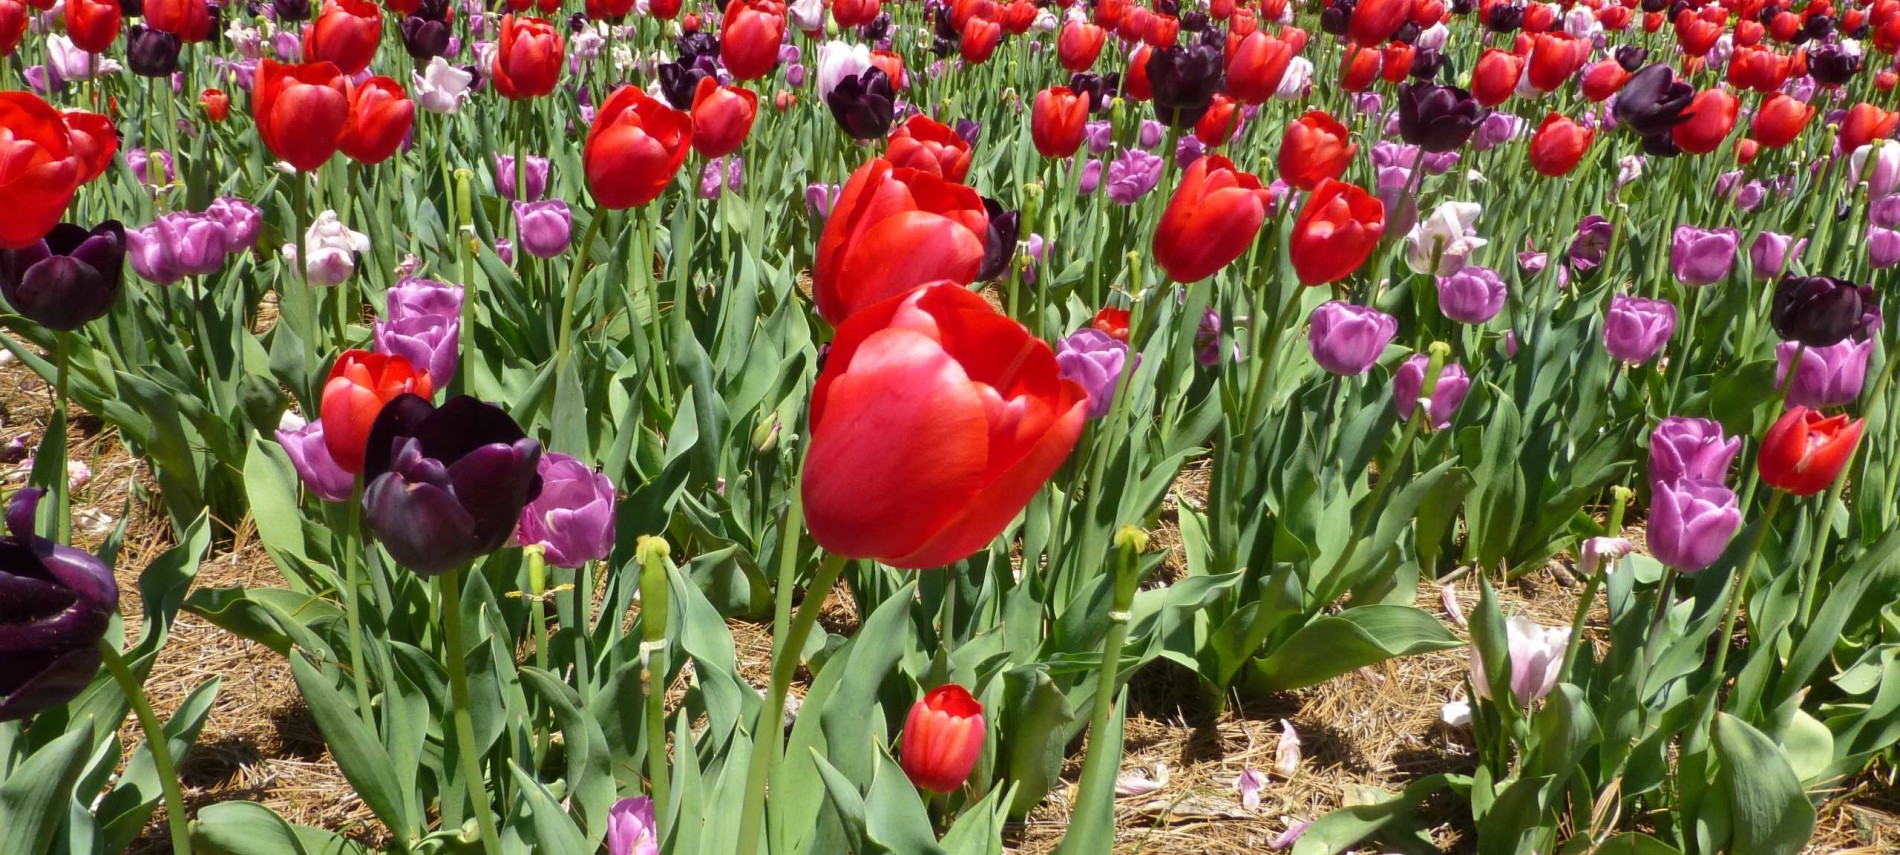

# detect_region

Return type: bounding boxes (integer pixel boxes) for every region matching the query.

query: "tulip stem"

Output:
[1686,491,1784,755]
[438,568,503,855]
[1559,488,1631,683]
[1069,528,1147,833]
[341,484,375,731]
[97,640,191,855]
[52,329,71,542]
[1797,448,1858,628]
[636,537,674,832]
[553,207,606,370]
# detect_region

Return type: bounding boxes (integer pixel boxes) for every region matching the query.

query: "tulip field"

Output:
[4,0,1900,848]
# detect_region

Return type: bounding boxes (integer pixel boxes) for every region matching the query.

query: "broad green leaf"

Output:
[1713,713,1815,855]
[1249,605,1461,692]
[288,652,412,837]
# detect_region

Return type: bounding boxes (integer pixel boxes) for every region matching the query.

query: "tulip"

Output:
[304,0,380,75]
[128,212,231,285]
[721,0,784,80]
[339,77,416,166]
[1613,64,1694,138]
[0,488,117,721]
[813,160,987,325]
[359,395,542,576]
[1567,215,1614,272]
[815,40,872,101]
[144,0,210,41]
[1104,148,1164,205]
[1579,60,1630,102]
[65,0,120,54]
[1748,232,1804,280]
[1778,338,1873,410]
[1393,353,1469,429]
[0,221,124,331]
[1648,478,1743,572]
[277,420,355,502]
[302,210,370,287]
[959,17,1002,63]
[1058,19,1106,71]
[871,50,906,91]
[199,88,231,123]
[1474,111,1527,151]
[886,115,972,182]
[1290,178,1385,286]
[1404,201,1485,276]
[690,77,758,159]
[1471,49,1524,106]
[1055,328,1136,419]
[1436,265,1507,324]
[1841,103,1899,154]
[1274,56,1314,100]
[1307,301,1397,376]
[607,797,659,855]
[493,14,564,99]
[0,0,23,58]
[206,197,263,252]
[125,149,175,191]
[1397,82,1483,153]
[834,0,878,27]
[974,198,1019,283]
[1347,0,1407,46]
[1277,110,1355,191]
[1525,32,1588,92]
[1851,140,1900,199]
[1669,225,1739,286]
[374,280,461,387]
[0,93,95,250]
[514,200,573,259]
[414,56,475,113]
[1649,417,1740,486]
[1469,616,1569,707]
[1339,44,1381,92]
[321,350,434,475]
[1728,44,1791,93]
[825,67,896,140]
[386,275,466,321]
[1668,89,1739,155]
[1750,93,1815,149]
[1529,112,1593,176]
[1031,86,1089,159]
[1226,30,1293,104]
[254,60,351,172]
[1759,407,1865,497]
[1152,155,1271,284]
[584,86,693,210]
[1146,42,1224,127]
[1808,41,1863,86]
[802,283,1084,568]
[125,24,182,77]
[804,183,841,219]
[1772,275,1875,348]
[901,684,986,793]
[492,154,551,203]
[399,0,455,60]
[1602,294,1676,363]
[1872,226,1900,270]
[515,452,616,567]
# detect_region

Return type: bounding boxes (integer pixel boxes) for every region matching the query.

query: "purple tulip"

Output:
[361,395,544,576]
[1393,353,1470,430]
[494,238,514,266]
[126,149,175,186]
[1870,225,1900,269]
[1055,328,1137,419]
[1778,338,1874,409]
[1567,216,1614,273]
[1375,166,1419,235]
[1748,231,1805,279]
[1022,233,1049,284]
[1084,120,1113,154]
[0,220,126,332]
[699,156,744,199]
[515,452,616,568]
[0,488,118,722]
[1871,195,1900,229]
[205,197,264,252]
[1436,266,1507,325]
[1669,225,1740,286]
[1648,478,1743,573]
[1106,148,1164,205]
[514,200,573,259]
[127,212,232,285]
[1602,294,1676,363]
[1308,301,1397,376]
[276,419,355,503]
[387,276,465,320]
[1174,135,1205,169]
[1648,416,1739,486]
[608,797,659,855]
[804,182,841,219]
[492,153,551,202]
[1473,111,1526,151]
[1194,307,1236,366]
[1138,119,1164,149]
[1077,158,1103,194]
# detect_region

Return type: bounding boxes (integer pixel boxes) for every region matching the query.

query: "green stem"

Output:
[52,329,71,542]
[1559,487,1632,682]
[439,568,503,855]
[341,481,374,730]
[636,536,674,828]
[1686,491,1785,753]
[1070,528,1147,817]
[553,210,607,369]
[98,640,190,855]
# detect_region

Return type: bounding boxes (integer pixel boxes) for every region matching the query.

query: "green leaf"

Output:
[288,652,412,836]
[506,760,591,854]
[999,666,1076,817]
[520,667,616,843]
[1248,605,1462,692]
[1713,713,1815,855]
[0,724,93,855]
[97,677,222,853]
[1560,832,1682,854]
[1051,691,1125,855]
[1290,775,1459,855]
[188,801,372,855]
[808,750,869,854]
[866,748,946,855]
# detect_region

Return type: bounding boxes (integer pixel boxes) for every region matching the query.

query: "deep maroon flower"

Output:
[0,221,126,331]
[1397,82,1483,152]
[1772,275,1875,348]
[0,489,117,721]
[361,395,544,576]
[1613,64,1695,137]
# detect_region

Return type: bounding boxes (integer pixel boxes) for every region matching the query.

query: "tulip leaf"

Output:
[187,801,373,855]
[1524,684,1601,783]
[505,760,590,854]
[1000,665,1077,818]
[866,748,947,855]
[244,435,317,566]
[1051,691,1125,855]
[1713,713,1815,855]
[1290,774,1459,855]
[0,724,93,855]
[809,750,870,855]
[1247,605,1462,693]
[288,651,412,836]
[96,676,221,854]
[520,667,616,844]
[1558,832,1682,855]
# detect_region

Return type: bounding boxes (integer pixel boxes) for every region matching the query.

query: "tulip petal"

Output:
[364,474,482,576]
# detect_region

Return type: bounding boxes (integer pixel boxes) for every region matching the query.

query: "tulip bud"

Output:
[1771,275,1875,347]
[517,453,617,568]
[1307,301,1397,376]
[1393,351,1468,429]
[1055,329,1137,419]
[513,199,573,259]
[1469,616,1569,706]
[0,220,125,331]
[1647,478,1743,572]
[901,684,986,793]
[1777,338,1874,410]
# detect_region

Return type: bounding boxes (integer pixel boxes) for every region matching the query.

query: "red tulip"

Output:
[0,0,24,58]
[1526,32,1588,92]
[1290,178,1385,286]
[304,0,381,76]
[1124,44,1153,101]
[1878,70,1898,93]
[720,0,784,81]
[200,88,230,122]
[1674,8,1723,55]
[1734,17,1764,45]
[689,77,758,158]
[1000,0,1037,34]
[900,685,987,792]
[0,93,90,248]
[813,159,988,324]
[1671,89,1739,155]
[586,0,634,18]
[1767,10,1800,41]
[871,49,906,90]
[1057,19,1107,71]
[1153,155,1272,283]
[1597,4,1631,29]
[1472,48,1525,106]
[886,114,973,182]
[584,86,693,209]
[64,0,119,54]
[1225,30,1294,105]
[1092,0,1122,27]
[1091,306,1131,341]
[1027,86,1089,159]
[254,59,352,173]
[1348,0,1408,46]
[1277,109,1355,191]
[1144,12,1179,47]
[960,17,1003,63]
[492,14,565,99]
[1840,103,1900,154]
[339,76,414,165]
[1529,112,1593,176]
[1579,60,1630,101]
[60,110,116,184]
[1115,5,1149,41]
[1523,0,1556,31]
[832,0,879,27]
[321,351,434,475]
[652,0,682,18]
[1341,45,1381,92]
[1381,42,1416,84]
[1750,92,1814,149]
[1736,137,1760,165]
[1728,44,1791,93]
[144,0,211,41]
[803,283,1085,569]
[1758,407,1864,496]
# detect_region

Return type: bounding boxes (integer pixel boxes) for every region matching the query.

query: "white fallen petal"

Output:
[1441,698,1472,727]
[1234,767,1267,812]
[1441,584,1467,628]
[1115,761,1168,797]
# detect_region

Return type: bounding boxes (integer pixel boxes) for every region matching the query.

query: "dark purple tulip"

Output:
[1410,49,1444,81]
[976,196,1020,283]
[858,12,892,41]
[515,452,616,568]
[1068,72,1118,113]
[1055,329,1135,420]
[1567,215,1614,272]
[1397,82,1483,153]
[826,67,895,140]
[277,418,355,503]
[127,24,183,78]
[1614,45,1647,72]
[953,117,982,145]
[1772,275,1876,347]
[1319,0,1353,35]
[273,0,310,19]
[0,489,117,722]
[1648,478,1743,573]
[0,221,125,332]
[676,30,719,60]
[401,16,453,61]
[658,58,713,110]
[1649,416,1740,485]
[361,395,544,577]
[1778,338,1873,409]
[1602,294,1676,363]
[1613,65,1695,138]
[1807,42,1861,86]
[1308,301,1397,376]
[1484,3,1523,32]
[1802,13,1835,41]
[1639,131,1683,159]
[1146,43,1225,129]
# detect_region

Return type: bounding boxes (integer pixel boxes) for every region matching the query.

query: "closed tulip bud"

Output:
[825,67,895,140]
[1647,478,1743,572]
[1055,328,1136,419]
[1579,60,1630,102]
[1469,615,1569,707]
[584,86,693,209]
[1146,42,1224,128]
[606,797,659,855]
[514,200,573,258]
[1850,140,1900,199]
[1750,93,1815,149]
[0,488,117,721]
[1277,110,1355,191]
[1307,301,1397,376]
[515,452,615,567]
[493,14,565,99]
[1225,30,1292,105]
[1392,352,1469,429]
[1397,81,1483,152]
[361,395,543,576]
[1602,294,1676,363]
[901,684,986,793]
[492,153,550,202]
[1669,88,1738,155]
[128,212,232,284]
[0,221,124,331]
[1669,225,1739,286]
[813,159,987,324]
[803,283,1084,568]
[721,0,785,80]
[199,87,231,122]
[1748,231,1804,279]
[1613,64,1695,137]
[1058,19,1106,71]
[276,419,355,502]
[1153,155,1272,283]
[1648,417,1740,486]
[1436,265,1507,324]
[1291,178,1386,285]
[1778,338,1873,409]
[254,59,350,172]
[1872,226,1900,269]
[1528,112,1593,175]
[690,76,759,158]
[1031,85,1089,158]
[1471,48,1524,106]
[1772,275,1875,347]
[126,23,183,77]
